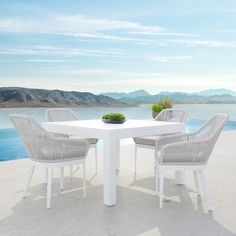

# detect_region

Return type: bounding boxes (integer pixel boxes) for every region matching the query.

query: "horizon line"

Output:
[0,86,235,96]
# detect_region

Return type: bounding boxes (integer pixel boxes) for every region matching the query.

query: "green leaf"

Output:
[102,113,126,120]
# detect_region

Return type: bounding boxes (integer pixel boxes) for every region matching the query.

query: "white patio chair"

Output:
[155,113,229,211]
[133,109,187,173]
[45,108,98,175]
[10,114,89,209]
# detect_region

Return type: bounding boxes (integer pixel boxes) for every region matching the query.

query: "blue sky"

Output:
[0,0,236,94]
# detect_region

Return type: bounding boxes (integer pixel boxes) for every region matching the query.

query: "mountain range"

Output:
[0,87,129,108]
[195,88,236,97]
[1,87,236,108]
[100,89,151,99]
[101,88,236,104]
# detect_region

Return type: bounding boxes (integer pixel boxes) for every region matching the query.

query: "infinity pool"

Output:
[1,119,236,162]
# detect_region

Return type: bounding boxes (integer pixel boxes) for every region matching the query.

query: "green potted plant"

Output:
[102,113,126,124]
[152,104,163,119]
[160,98,172,109]
[152,98,173,119]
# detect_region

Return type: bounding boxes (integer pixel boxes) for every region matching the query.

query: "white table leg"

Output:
[175,171,185,185]
[116,139,120,170]
[103,136,118,206]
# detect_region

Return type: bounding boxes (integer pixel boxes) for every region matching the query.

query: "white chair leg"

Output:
[159,166,164,209]
[175,171,185,185]
[193,170,201,196]
[43,167,48,184]
[155,161,159,194]
[82,161,86,198]
[134,144,137,174]
[24,165,35,197]
[47,168,53,209]
[70,165,73,179]
[60,167,64,190]
[154,153,156,170]
[199,169,212,212]
[95,145,98,174]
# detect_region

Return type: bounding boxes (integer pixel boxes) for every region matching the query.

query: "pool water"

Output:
[1,119,236,162]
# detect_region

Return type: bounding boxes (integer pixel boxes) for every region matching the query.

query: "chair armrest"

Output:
[60,137,89,150]
[156,133,193,150]
[38,135,89,161]
[50,132,69,138]
[158,139,209,164]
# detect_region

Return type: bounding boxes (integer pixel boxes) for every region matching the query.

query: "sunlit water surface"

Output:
[1,104,236,161]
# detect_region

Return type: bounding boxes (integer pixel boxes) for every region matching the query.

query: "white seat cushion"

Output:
[134,136,160,146]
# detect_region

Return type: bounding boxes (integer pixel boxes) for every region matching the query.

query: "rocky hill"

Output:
[0,87,130,107]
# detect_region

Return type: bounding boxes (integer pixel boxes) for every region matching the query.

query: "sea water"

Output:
[1,104,236,161]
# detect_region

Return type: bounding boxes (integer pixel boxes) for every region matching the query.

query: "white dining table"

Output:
[42,119,185,206]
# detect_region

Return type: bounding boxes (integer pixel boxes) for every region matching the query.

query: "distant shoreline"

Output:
[1,102,236,108]
[0,103,136,108]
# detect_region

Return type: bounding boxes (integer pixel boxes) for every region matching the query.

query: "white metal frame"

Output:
[45,108,98,175]
[42,119,185,206]
[155,162,212,211]
[134,109,187,181]
[134,143,156,174]
[154,114,229,211]
[135,143,185,184]
[25,159,86,209]
[69,144,97,178]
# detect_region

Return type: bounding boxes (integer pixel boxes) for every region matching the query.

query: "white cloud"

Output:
[204,29,236,33]
[168,39,236,47]
[25,59,77,63]
[0,45,195,63]
[147,55,193,62]
[0,12,197,43]
[60,32,155,44]
[0,46,124,58]
[129,31,199,37]
[54,14,163,33]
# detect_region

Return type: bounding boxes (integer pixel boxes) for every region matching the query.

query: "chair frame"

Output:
[134,109,187,173]
[10,114,89,209]
[155,113,228,211]
[45,108,98,176]
[25,159,86,209]
[155,162,211,211]
[68,144,97,178]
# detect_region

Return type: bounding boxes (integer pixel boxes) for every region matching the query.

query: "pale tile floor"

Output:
[0,131,236,236]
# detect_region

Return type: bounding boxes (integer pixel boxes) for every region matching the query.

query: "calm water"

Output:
[1,104,236,161]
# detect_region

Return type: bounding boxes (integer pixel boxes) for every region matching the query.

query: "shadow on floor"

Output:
[0,176,234,236]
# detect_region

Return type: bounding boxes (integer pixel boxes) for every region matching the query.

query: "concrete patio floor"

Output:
[0,131,236,236]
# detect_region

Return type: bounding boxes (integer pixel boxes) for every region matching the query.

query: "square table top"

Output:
[42,119,185,139]
[43,119,183,129]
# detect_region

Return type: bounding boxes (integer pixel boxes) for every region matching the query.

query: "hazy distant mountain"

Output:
[100,89,150,99]
[128,90,151,98]
[196,88,236,97]
[100,92,127,100]
[101,88,236,104]
[119,91,236,104]
[0,87,130,108]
